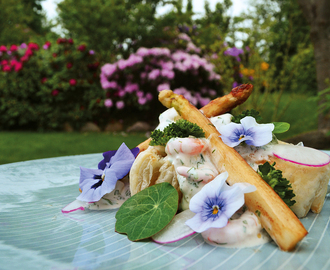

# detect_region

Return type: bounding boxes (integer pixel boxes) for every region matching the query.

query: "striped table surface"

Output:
[0,151,329,270]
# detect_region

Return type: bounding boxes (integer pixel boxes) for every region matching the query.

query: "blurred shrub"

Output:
[100,34,223,124]
[0,39,107,130]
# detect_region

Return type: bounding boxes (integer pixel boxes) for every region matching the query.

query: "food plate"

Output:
[0,151,329,270]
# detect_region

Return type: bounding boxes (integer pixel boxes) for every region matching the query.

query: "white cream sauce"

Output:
[202,208,270,248]
[165,137,218,210]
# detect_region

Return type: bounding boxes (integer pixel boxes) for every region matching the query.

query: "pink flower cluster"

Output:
[100,44,221,110]
[0,42,39,72]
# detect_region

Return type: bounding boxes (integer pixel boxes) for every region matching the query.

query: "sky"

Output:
[41,0,249,20]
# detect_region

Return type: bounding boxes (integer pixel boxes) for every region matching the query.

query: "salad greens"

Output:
[115,182,179,241]
[258,162,296,207]
[150,119,205,146]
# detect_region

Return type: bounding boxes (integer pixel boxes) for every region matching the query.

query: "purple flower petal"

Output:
[78,143,138,202]
[98,145,139,169]
[185,172,255,233]
[218,116,274,147]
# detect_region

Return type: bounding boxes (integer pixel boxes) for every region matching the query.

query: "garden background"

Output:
[1,0,329,164]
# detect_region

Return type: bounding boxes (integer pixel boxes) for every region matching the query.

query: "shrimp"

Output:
[176,166,217,182]
[166,138,207,156]
[165,137,218,183]
[201,210,269,247]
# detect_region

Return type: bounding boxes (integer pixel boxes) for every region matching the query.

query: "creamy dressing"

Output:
[156,107,181,131]
[165,137,218,210]
[202,208,270,248]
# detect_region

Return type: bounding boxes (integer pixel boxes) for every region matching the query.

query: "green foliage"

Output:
[150,119,205,146]
[232,109,262,123]
[272,122,290,134]
[115,182,179,241]
[258,161,296,207]
[0,39,107,131]
[0,0,49,45]
[57,0,179,60]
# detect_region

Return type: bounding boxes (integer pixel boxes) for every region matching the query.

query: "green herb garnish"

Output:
[232,109,262,123]
[273,122,290,134]
[258,162,296,207]
[115,182,178,241]
[150,119,205,146]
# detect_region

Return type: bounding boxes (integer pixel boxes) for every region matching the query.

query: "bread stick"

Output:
[158,89,307,251]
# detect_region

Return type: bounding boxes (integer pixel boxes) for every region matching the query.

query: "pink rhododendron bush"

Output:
[0,39,105,130]
[100,36,223,123]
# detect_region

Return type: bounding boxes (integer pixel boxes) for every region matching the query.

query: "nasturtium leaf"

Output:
[115,182,179,241]
[273,122,290,134]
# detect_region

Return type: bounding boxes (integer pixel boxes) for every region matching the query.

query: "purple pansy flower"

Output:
[218,116,274,147]
[77,143,139,202]
[185,172,256,233]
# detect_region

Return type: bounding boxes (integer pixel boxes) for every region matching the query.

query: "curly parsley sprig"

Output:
[150,119,205,146]
[257,162,296,207]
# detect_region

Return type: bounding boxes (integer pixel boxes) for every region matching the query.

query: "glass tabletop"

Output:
[0,151,329,270]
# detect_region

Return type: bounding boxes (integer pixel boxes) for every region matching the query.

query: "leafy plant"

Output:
[100,35,223,123]
[115,182,179,241]
[150,119,205,146]
[0,39,106,130]
[258,162,296,207]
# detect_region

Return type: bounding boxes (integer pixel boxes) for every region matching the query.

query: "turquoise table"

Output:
[0,151,329,270]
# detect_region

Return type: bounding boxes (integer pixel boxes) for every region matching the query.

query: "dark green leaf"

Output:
[273,122,290,133]
[115,182,179,241]
[150,119,205,146]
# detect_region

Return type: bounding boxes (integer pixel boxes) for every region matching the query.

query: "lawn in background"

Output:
[0,132,147,165]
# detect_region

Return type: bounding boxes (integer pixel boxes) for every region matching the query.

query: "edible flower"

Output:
[77,143,139,202]
[218,116,274,147]
[185,172,256,233]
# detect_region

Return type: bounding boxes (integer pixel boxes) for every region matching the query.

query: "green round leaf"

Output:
[273,122,290,134]
[115,182,179,241]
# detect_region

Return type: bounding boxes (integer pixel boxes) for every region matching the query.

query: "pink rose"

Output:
[104,99,113,108]
[69,79,77,86]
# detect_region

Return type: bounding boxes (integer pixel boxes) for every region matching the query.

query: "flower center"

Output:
[212,205,219,215]
[239,134,245,141]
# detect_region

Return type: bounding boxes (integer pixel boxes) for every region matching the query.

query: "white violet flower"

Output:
[217,116,274,147]
[185,172,256,233]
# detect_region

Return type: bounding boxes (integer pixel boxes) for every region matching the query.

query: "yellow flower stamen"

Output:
[239,135,245,141]
[212,205,219,215]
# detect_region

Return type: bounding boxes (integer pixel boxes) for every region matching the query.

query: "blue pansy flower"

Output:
[218,116,274,147]
[77,143,139,202]
[185,172,256,233]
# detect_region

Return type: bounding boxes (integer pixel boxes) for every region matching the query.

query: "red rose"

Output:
[77,44,86,52]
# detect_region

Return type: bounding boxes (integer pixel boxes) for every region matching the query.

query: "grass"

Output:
[0,132,147,165]
[0,92,320,165]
